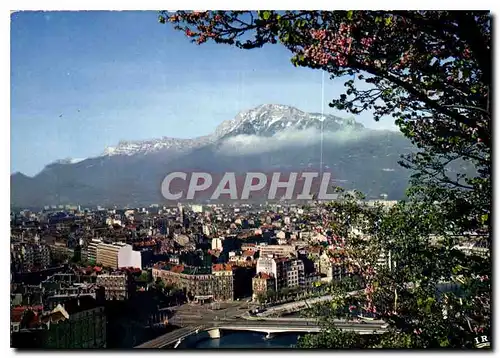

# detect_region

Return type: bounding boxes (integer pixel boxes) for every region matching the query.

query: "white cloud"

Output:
[217,127,388,156]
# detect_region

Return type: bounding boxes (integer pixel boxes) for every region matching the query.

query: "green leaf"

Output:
[261,11,271,20]
[385,17,392,26]
[347,11,353,20]
[440,338,449,347]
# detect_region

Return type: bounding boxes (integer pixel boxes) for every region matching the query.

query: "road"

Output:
[168,300,258,325]
[255,289,367,317]
[168,291,375,324]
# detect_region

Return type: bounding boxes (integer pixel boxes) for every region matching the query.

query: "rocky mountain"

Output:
[214,104,363,139]
[11,104,415,208]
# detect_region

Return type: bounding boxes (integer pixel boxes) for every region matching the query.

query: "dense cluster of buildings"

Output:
[11,200,487,348]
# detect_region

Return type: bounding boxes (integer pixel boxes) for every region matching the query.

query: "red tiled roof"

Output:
[11,308,42,326]
[170,265,185,274]
[212,263,233,272]
[254,272,273,280]
[12,305,43,312]
[11,312,23,323]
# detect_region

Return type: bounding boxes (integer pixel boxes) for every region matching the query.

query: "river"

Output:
[178,331,302,349]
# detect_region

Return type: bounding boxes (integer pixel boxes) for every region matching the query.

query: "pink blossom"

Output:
[360,37,374,48]
[196,35,207,44]
[169,14,180,22]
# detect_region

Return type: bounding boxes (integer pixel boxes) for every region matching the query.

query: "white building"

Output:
[212,237,224,251]
[105,218,122,227]
[259,244,296,258]
[286,259,305,288]
[256,257,278,278]
[118,244,142,269]
[276,231,286,239]
[191,205,203,213]
[87,238,102,264]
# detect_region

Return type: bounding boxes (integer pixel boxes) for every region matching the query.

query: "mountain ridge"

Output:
[11,104,411,207]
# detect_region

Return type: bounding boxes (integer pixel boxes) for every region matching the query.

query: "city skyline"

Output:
[11,11,398,176]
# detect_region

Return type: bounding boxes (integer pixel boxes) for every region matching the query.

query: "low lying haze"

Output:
[218,128,391,156]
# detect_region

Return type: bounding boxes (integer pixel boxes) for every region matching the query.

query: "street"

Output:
[169,300,260,325]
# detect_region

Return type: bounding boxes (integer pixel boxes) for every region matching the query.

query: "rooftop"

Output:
[157,264,212,276]
[254,272,274,280]
[212,263,233,272]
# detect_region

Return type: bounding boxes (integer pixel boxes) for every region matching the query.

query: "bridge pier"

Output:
[207,328,221,339]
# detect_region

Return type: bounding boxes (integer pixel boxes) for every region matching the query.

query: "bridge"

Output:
[135,325,209,349]
[135,318,388,349]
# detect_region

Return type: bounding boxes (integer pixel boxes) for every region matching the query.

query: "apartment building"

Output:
[96,273,134,301]
[152,264,215,301]
[252,272,275,301]
[41,296,106,348]
[152,264,235,302]
[256,257,288,291]
[212,264,234,301]
[211,237,224,251]
[258,244,297,258]
[11,243,51,272]
[376,250,394,270]
[285,259,305,289]
[87,239,102,264]
[95,242,141,269]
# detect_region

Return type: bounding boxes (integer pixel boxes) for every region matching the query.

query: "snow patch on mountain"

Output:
[100,136,214,157]
[94,104,364,158]
[52,158,88,165]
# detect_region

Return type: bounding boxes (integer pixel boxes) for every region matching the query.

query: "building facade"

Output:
[256,257,288,291]
[42,296,106,349]
[252,272,275,301]
[94,242,141,269]
[212,264,234,301]
[96,242,125,268]
[152,264,235,302]
[258,245,296,258]
[285,259,305,288]
[11,243,51,272]
[96,273,134,301]
[152,264,214,301]
[87,239,102,264]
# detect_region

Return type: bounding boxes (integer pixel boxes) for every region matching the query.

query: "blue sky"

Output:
[11,11,397,176]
